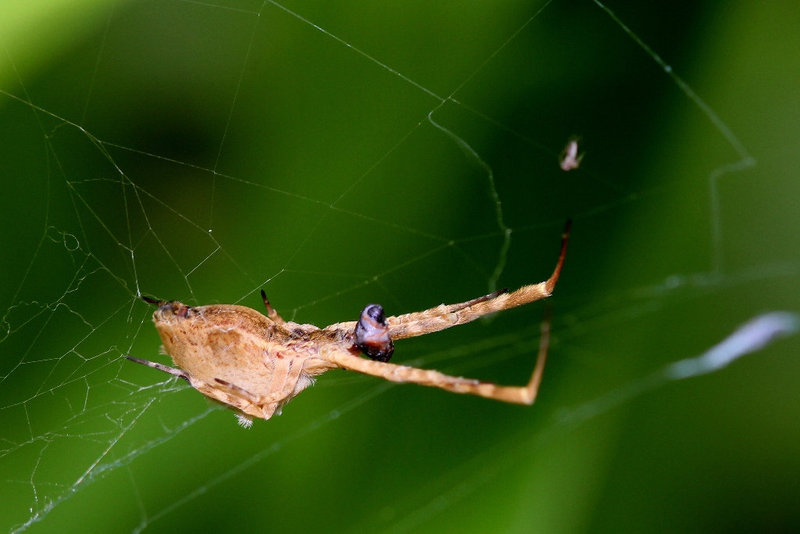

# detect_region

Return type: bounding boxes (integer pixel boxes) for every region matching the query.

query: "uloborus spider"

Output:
[128,222,570,427]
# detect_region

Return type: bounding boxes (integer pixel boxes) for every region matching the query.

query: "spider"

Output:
[127,222,570,427]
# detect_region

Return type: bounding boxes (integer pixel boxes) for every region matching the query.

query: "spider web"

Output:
[2,1,799,532]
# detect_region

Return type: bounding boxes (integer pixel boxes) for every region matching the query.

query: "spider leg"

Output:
[326,318,552,405]
[387,220,570,341]
[445,289,508,313]
[126,355,190,382]
[260,289,286,324]
[141,295,163,306]
[214,378,262,403]
[211,361,304,405]
[213,358,310,421]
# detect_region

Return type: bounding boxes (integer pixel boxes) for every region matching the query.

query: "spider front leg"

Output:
[328,318,552,405]
[387,220,570,341]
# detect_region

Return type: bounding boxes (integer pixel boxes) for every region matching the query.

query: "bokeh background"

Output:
[2,1,799,532]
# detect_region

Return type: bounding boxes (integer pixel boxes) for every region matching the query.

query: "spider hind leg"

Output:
[125,355,190,382]
[214,378,262,403]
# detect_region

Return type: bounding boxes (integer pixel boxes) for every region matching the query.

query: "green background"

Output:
[2,1,799,532]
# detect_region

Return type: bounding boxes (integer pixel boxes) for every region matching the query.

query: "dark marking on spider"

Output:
[355,304,394,362]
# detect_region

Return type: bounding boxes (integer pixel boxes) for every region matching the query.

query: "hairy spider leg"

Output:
[213,378,264,404]
[446,289,509,312]
[386,220,570,341]
[326,318,552,405]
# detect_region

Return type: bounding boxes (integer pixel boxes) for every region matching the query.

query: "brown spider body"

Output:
[140,301,350,423]
[128,222,570,427]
